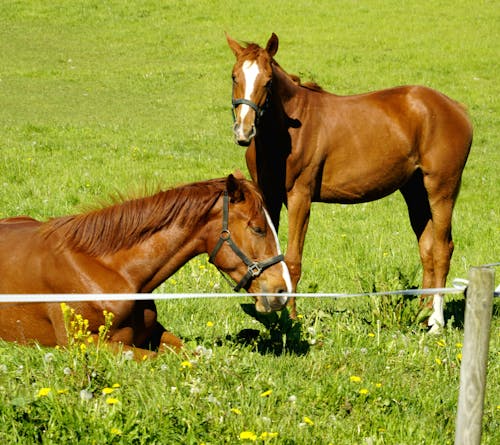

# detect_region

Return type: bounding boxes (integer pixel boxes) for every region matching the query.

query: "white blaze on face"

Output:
[263,209,293,299]
[240,60,260,120]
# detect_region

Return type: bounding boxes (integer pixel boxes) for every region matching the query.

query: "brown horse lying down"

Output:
[227,33,472,330]
[0,174,291,358]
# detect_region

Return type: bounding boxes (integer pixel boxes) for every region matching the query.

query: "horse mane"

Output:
[271,60,324,92]
[42,178,234,256]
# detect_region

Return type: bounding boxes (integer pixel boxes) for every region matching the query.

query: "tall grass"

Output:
[0,1,499,443]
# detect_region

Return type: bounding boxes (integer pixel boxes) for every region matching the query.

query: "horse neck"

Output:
[60,186,223,293]
[271,63,301,109]
[108,219,208,293]
[104,192,221,292]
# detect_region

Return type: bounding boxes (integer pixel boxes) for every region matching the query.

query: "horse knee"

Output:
[285,260,302,289]
[158,331,183,353]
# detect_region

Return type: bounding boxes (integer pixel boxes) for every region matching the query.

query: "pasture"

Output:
[0,1,498,443]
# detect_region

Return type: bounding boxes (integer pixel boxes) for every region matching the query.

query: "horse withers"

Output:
[227,33,472,331]
[0,174,291,357]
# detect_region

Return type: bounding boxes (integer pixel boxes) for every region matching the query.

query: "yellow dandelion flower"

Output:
[102,387,115,395]
[359,388,369,395]
[110,428,122,436]
[239,431,257,441]
[180,360,193,369]
[231,408,242,415]
[260,389,273,397]
[368,332,375,337]
[436,340,446,347]
[456,353,462,361]
[435,358,442,365]
[456,342,463,348]
[350,375,362,383]
[206,321,214,327]
[106,397,119,405]
[297,314,304,319]
[375,382,382,388]
[112,383,121,388]
[303,416,314,426]
[37,387,51,397]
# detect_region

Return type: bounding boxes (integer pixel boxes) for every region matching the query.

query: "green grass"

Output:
[1,1,499,443]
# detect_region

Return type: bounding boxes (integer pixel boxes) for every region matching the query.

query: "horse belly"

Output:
[318,153,416,203]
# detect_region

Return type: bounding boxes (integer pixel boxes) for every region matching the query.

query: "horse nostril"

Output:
[276,289,289,306]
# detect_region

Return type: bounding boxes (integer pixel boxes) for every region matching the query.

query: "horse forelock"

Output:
[43,178,233,256]
[240,42,263,60]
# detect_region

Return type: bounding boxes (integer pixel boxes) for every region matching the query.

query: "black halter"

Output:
[209,191,284,292]
[231,81,272,125]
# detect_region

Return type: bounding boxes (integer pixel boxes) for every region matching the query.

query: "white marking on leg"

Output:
[428,293,444,333]
[264,209,292,302]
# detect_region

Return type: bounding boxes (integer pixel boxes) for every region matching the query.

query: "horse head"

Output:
[227,33,279,146]
[208,173,291,313]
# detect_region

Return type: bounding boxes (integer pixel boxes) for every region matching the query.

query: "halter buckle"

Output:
[248,263,263,278]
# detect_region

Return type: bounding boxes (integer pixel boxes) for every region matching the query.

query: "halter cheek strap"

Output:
[209,191,284,292]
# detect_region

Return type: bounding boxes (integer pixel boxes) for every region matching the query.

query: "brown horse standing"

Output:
[0,174,291,356]
[227,33,472,331]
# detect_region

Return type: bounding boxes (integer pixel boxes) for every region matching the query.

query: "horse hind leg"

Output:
[401,172,445,331]
[401,171,435,290]
[424,177,456,332]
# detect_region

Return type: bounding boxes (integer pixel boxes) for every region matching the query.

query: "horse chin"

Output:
[235,137,252,147]
[254,296,288,313]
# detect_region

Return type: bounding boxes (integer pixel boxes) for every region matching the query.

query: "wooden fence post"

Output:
[454,266,495,445]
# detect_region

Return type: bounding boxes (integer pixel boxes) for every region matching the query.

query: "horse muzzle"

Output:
[233,122,256,146]
[254,293,288,313]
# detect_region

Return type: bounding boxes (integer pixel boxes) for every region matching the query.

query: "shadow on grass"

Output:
[231,304,310,356]
[444,298,465,329]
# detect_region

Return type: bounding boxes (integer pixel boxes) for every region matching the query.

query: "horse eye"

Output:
[251,226,265,236]
[232,75,237,85]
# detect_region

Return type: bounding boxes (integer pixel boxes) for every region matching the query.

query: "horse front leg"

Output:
[285,190,312,319]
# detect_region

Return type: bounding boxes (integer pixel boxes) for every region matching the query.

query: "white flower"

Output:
[122,350,134,361]
[207,394,220,406]
[195,345,213,359]
[80,389,93,401]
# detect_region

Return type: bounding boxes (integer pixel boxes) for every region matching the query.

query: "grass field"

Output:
[0,1,499,443]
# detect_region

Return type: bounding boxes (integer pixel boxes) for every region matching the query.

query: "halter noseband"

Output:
[209,191,284,292]
[231,81,272,125]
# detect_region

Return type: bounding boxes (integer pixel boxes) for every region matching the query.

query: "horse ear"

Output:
[226,174,245,203]
[226,32,243,57]
[265,33,279,57]
[232,169,246,180]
